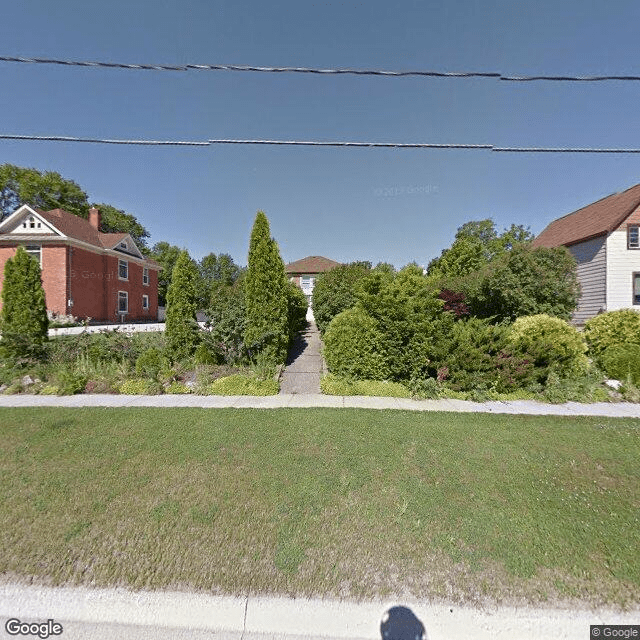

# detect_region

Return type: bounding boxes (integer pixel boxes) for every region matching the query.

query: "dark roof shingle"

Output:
[285,256,341,274]
[533,184,640,248]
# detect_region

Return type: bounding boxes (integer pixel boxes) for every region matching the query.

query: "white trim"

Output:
[143,266,149,285]
[117,290,128,313]
[142,294,149,310]
[118,259,129,280]
[0,204,66,238]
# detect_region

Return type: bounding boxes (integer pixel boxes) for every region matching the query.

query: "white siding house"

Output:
[534,185,640,324]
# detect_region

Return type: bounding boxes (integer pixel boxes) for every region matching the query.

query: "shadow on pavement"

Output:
[380,605,427,640]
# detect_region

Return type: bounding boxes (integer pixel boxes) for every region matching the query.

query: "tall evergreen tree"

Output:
[0,246,49,361]
[165,250,200,361]
[244,211,289,363]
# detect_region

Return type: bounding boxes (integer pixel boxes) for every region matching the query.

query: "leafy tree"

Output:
[465,245,580,322]
[92,203,151,253]
[244,211,289,364]
[198,253,242,307]
[374,262,396,275]
[165,251,201,361]
[150,242,183,306]
[0,165,152,253]
[427,219,534,278]
[204,276,248,364]
[0,164,89,221]
[356,265,443,380]
[0,246,49,361]
[312,262,372,334]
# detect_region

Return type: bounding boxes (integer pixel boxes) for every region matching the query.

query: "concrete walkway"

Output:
[1,393,640,416]
[279,321,324,394]
[1,583,637,640]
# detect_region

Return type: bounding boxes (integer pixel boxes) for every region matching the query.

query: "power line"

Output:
[2,55,640,82]
[2,133,640,153]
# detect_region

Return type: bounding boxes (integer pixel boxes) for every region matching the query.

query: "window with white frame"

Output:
[143,267,149,286]
[142,294,149,310]
[25,245,42,266]
[301,276,314,289]
[634,273,640,305]
[118,259,128,280]
[628,225,640,249]
[118,291,128,313]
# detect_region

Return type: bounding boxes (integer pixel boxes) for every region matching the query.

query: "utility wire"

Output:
[2,55,640,82]
[2,133,640,153]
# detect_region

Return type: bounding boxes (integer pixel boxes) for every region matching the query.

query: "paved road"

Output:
[279,321,324,395]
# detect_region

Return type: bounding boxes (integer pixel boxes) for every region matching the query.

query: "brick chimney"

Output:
[88,207,101,230]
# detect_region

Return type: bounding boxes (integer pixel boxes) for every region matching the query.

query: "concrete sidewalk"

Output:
[2,583,637,640]
[279,321,324,395]
[1,393,640,417]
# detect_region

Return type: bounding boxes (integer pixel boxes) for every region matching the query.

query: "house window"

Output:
[120,241,127,249]
[25,245,41,266]
[22,217,41,230]
[301,276,314,289]
[634,274,640,305]
[143,267,149,286]
[142,294,149,310]
[628,225,640,249]
[118,291,128,313]
[118,259,128,280]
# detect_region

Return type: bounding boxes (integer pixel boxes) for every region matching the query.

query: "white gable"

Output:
[0,205,63,237]
[108,234,143,259]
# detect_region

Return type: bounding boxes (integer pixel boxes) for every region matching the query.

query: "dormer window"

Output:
[628,225,640,249]
[120,241,127,249]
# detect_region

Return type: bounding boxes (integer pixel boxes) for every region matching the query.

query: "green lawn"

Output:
[0,408,638,608]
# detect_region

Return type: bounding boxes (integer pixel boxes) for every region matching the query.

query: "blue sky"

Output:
[2,0,640,268]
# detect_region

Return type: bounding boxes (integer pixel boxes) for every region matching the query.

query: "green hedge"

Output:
[508,314,589,380]
[584,309,640,364]
[322,307,388,380]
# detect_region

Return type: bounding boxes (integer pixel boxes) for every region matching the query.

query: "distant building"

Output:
[285,256,341,304]
[533,184,640,324]
[0,204,161,322]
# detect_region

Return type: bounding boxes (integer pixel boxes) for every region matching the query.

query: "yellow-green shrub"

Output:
[584,309,640,363]
[507,314,589,380]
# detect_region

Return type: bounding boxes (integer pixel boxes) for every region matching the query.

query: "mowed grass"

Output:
[0,408,638,608]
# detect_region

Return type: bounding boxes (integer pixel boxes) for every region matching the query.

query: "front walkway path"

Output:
[279,320,324,394]
[1,393,640,417]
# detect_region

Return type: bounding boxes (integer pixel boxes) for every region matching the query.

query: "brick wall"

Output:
[0,244,159,322]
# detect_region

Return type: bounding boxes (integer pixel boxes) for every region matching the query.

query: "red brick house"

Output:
[0,204,161,322]
[533,184,640,324]
[285,256,341,304]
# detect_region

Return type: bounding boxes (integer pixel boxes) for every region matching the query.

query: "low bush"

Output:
[600,344,640,384]
[38,385,59,395]
[204,374,279,396]
[507,314,589,382]
[165,381,191,394]
[119,378,163,395]
[320,374,411,397]
[135,347,168,380]
[54,369,88,395]
[543,370,609,404]
[406,377,440,399]
[584,309,640,364]
[323,307,388,380]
